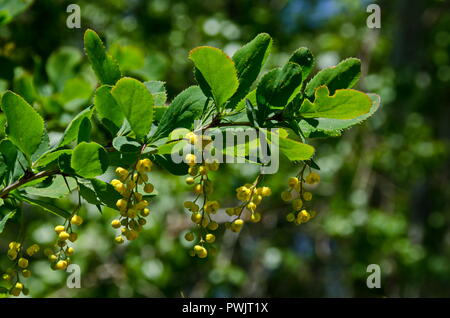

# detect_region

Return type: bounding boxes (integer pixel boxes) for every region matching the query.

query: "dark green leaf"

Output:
[289,47,315,81]
[90,178,122,210]
[154,154,188,176]
[152,86,207,140]
[0,210,15,234]
[112,136,142,153]
[229,33,272,108]
[77,117,92,143]
[304,57,361,99]
[256,62,303,122]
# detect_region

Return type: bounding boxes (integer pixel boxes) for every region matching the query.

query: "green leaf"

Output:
[21,196,71,219]
[152,86,208,140]
[71,142,109,178]
[24,175,77,198]
[189,46,239,108]
[94,85,124,135]
[0,210,15,234]
[153,105,169,122]
[90,178,122,210]
[58,153,75,174]
[144,81,167,106]
[0,153,7,184]
[46,47,83,90]
[304,57,361,99]
[299,86,372,119]
[31,130,50,162]
[78,182,102,206]
[13,71,39,104]
[0,139,28,183]
[261,128,315,161]
[112,136,141,153]
[154,154,188,176]
[299,93,381,138]
[33,149,72,168]
[84,29,121,85]
[57,106,94,147]
[111,77,154,139]
[58,77,93,111]
[109,44,145,71]
[289,47,315,81]
[229,33,272,108]
[1,91,44,159]
[256,62,303,122]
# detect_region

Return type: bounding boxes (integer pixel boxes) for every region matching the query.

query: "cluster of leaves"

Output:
[0,28,380,294]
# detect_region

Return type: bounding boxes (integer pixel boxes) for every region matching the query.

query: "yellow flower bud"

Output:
[281,191,292,202]
[303,192,312,201]
[54,225,65,233]
[185,154,197,167]
[250,212,261,223]
[115,236,125,244]
[205,233,215,243]
[288,177,299,188]
[115,167,128,177]
[116,199,128,211]
[185,132,198,144]
[305,172,320,185]
[111,219,121,228]
[208,221,219,231]
[292,199,303,211]
[184,232,195,241]
[18,258,29,268]
[71,215,83,226]
[144,183,154,193]
[58,231,70,241]
[22,269,32,278]
[246,202,256,212]
[55,260,68,270]
[191,213,202,224]
[231,219,244,232]
[69,233,78,242]
[297,210,311,223]
[198,165,208,175]
[185,177,195,185]
[193,184,203,194]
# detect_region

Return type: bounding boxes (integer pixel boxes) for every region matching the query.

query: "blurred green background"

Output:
[0,0,449,297]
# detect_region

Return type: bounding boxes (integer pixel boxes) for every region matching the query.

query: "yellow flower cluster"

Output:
[283,171,320,225]
[2,241,40,296]
[110,158,154,244]
[225,181,272,233]
[183,148,220,259]
[47,214,83,271]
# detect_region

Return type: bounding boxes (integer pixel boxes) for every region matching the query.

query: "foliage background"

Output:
[0,0,449,297]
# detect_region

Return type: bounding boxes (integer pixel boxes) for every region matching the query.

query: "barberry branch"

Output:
[0,169,61,199]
